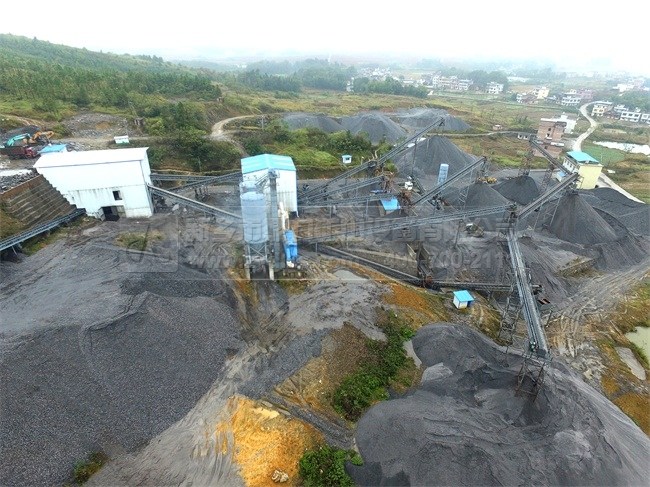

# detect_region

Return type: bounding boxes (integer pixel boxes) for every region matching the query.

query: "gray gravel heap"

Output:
[494,175,540,205]
[449,182,511,209]
[390,107,471,132]
[340,112,407,144]
[281,112,344,133]
[550,192,618,244]
[580,187,650,236]
[349,323,650,486]
[0,264,243,487]
[394,135,475,179]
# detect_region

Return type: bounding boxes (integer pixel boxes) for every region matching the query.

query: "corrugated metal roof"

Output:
[241,154,295,174]
[34,147,149,168]
[453,290,474,302]
[566,151,599,164]
[380,197,400,211]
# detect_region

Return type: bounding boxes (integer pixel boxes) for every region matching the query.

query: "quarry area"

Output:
[0,108,649,486]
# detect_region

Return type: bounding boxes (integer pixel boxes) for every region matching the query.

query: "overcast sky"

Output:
[4,0,649,75]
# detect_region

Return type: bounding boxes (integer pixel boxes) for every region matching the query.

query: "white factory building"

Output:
[34,147,153,219]
[241,153,298,215]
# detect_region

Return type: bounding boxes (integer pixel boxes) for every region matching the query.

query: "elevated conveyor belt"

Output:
[528,139,565,171]
[150,172,241,191]
[412,156,487,206]
[299,204,512,245]
[0,208,86,252]
[148,185,241,219]
[317,245,538,293]
[304,175,386,202]
[300,117,445,200]
[506,228,549,360]
[517,172,579,220]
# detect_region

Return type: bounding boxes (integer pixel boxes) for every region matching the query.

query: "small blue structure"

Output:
[342,154,352,164]
[283,229,298,268]
[39,144,67,154]
[453,290,474,309]
[379,197,400,215]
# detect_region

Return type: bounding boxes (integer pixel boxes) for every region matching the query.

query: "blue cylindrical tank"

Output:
[240,183,268,245]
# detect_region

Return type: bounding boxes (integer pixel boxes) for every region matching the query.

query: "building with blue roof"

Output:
[561,150,602,189]
[453,290,474,309]
[241,153,298,213]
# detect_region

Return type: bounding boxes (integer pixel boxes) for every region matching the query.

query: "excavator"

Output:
[1,130,55,159]
[4,130,54,147]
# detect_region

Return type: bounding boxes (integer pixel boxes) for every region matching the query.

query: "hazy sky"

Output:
[4,0,649,74]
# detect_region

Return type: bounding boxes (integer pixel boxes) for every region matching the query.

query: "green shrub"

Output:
[299,445,360,487]
[332,313,416,421]
[73,452,107,484]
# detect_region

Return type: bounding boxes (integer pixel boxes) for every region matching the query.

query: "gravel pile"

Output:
[549,193,618,244]
[0,244,243,486]
[394,135,476,179]
[282,113,344,133]
[340,112,407,144]
[0,170,38,193]
[580,188,650,236]
[62,113,125,138]
[389,107,471,132]
[451,182,511,209]
[494,175,540,205]
[349,323,650,486]
[592,234,650,270]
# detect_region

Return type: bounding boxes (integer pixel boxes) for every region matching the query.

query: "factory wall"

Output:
[35,155,153,218]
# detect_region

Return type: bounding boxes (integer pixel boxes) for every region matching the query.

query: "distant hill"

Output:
[0,34,222,114]
[0,34,177,72]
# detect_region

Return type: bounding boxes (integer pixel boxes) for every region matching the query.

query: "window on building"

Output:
[113,190,122,201]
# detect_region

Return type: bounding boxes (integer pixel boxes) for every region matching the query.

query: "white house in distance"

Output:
[241,153,298,215]
[34,147,153,219]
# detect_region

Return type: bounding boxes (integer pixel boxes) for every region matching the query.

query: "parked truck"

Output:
[0,145,40,159]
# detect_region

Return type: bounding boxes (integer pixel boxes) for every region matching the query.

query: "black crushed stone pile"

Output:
[340,112,406,144]
[390,107,471,132]
[549,193,618,244]
[281,112,344,133]
[349,323,650,487]
[494,175,540,205]
[580,188,650,236]
[452,182,511,209]
[394,135,475,179]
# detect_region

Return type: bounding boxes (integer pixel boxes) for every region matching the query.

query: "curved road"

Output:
[574,102,596,151]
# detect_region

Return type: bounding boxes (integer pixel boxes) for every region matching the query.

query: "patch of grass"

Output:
[115,231,161,252]
[298,444,360,487]
[628,341,649,370]
[277,275,311,294]
[610,281,650,334]
[332,310,417,421]
[613,393,650,434]
[382,282,450,327]
[0,204,27,238]
[72,451,107,485]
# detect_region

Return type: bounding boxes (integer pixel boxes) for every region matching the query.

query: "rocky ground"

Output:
[1,110,649,486]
